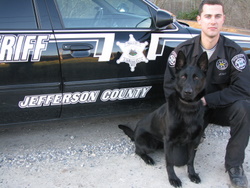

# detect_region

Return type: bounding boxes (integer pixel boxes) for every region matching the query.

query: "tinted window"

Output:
[56,0,152,28]
[0,0,37,29]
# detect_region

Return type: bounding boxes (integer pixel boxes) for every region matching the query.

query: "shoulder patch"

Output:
[231,54,247,72]
[168,51,177,67]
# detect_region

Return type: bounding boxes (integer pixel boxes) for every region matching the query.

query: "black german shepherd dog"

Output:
[118,51,208,187]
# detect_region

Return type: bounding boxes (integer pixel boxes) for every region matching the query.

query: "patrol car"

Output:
[1,0,250,125]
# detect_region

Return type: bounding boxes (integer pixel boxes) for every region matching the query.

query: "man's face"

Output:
[197,4,225,38]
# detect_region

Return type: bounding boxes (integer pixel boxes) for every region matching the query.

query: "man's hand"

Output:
[201,97,207,106]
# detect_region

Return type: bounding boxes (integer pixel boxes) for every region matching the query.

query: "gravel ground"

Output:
[0,112,249,188]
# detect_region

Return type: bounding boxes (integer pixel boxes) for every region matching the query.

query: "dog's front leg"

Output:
[165,141,182,188]
[167,164,182,188]
[187,143,201,184]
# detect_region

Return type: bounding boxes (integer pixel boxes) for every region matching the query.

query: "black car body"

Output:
[0,0,250,125]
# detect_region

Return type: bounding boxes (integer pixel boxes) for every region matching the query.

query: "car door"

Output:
[0,0,62,125]
[49,0,186,118]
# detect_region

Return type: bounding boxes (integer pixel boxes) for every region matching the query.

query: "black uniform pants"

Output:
[204,100,250,170]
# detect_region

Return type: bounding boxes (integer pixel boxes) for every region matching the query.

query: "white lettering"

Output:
[0,34,50,62]
[62,93,72,105]
[18,96,30,108]
[18,91,100,108]
[88,91,100,102]
[18,87,152,108]
[46,95,57,106]
[141,87,152,98]
[100,86,152,102]
[22,35,36,61]
[118,89,127,99]
[37,95,47,107]
[29,96,38,107]
[33,35,50,61]
[101,90,112,102]
[52,94,62,105]
[79,92,90,103]
[71,92,81,104]
[14,35,25,61]
[110,89,120,101]
[0,35,15,61]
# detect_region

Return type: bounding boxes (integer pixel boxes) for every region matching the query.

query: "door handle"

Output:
[62,43,93,51]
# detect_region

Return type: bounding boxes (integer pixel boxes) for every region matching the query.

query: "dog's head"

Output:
[174,51,208,102]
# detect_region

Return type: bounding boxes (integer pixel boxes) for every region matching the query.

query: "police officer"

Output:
[164,0,250,187]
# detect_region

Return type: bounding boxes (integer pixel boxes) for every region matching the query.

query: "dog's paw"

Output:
[143,157,155,165]
[188,173,201,184]
[169,178,182,188]
[145,158,155,165]
[141,155,155,165]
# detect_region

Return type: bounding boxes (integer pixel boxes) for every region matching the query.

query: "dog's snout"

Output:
[184,88,193,95]
[182,87,194,100]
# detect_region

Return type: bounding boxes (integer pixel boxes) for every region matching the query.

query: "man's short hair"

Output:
[198,0,224,15]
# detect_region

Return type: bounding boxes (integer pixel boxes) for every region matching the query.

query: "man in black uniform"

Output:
[164,0,250,187]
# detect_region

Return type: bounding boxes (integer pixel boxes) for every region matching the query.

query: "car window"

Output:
[55,0,152,28]
[0,0,37,29]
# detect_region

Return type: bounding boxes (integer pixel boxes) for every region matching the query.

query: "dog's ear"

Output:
[197,52,208,73]
[175,51,186,71]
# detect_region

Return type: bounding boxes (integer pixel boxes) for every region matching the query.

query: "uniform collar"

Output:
[192,34,226,62]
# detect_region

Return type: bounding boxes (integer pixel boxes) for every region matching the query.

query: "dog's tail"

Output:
[118,124,135,141]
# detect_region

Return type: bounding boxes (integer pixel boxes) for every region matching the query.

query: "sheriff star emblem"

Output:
[116,34,148,72]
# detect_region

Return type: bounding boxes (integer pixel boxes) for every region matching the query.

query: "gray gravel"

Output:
[0,112,249,188]
[0,115,229,170]
[0,115,136,168]
[0,137,135,169]
[0,124,226,169]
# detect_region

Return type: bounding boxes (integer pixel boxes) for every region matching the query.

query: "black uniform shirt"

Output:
[164,34,250,108]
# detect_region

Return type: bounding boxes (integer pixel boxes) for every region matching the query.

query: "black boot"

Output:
[228,166,248,188]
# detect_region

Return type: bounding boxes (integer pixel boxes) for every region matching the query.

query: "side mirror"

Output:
[156,10,173,28]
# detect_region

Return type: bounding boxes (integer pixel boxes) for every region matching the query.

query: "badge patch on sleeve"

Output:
[231,54,247,71]
[168,51,177,67]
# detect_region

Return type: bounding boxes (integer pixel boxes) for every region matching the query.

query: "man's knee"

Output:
[229,100,250,120]
[204,100,250,127]
[229,100,250,133]
[231,100,250,109]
